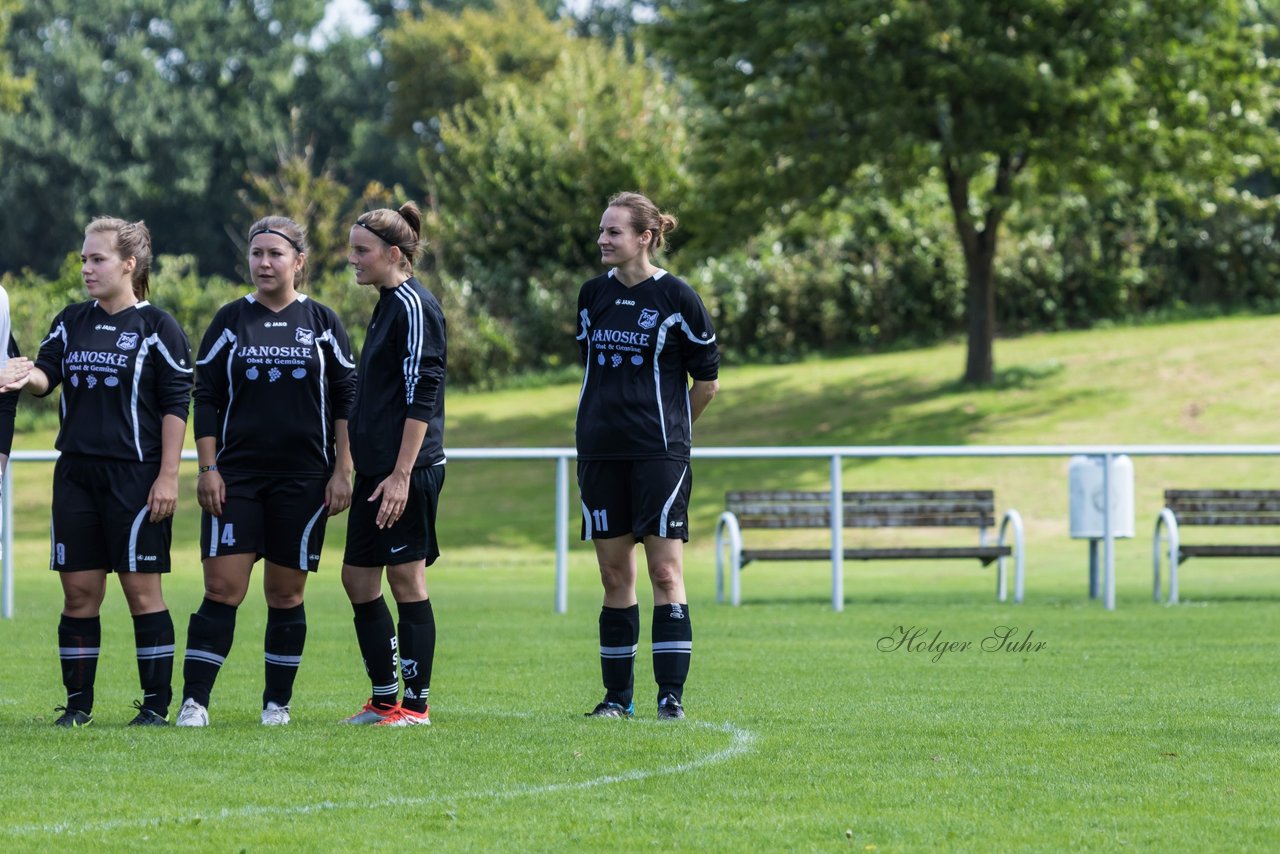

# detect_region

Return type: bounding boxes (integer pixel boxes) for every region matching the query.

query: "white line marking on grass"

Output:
[13,718,756,838]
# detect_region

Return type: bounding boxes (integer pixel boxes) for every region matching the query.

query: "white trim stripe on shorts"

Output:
[658,465,688,537]
[127,506,149,572]
[298,504,326,570]
[208,516,221,558]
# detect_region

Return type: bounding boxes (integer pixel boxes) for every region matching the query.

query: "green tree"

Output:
[420,10,694,370]
[0,0,325,278]
[0,0,30,114]
[657,1,1279,383]
[296,23,421,198]
[384,0,569,130]
[238,137,359,278]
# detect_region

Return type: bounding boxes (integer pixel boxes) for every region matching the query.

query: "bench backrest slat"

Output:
[1172,514,1280,526]
[1165,489,1280,499]
[1167,500,1280,513]
[727,490,996,530]
[729,490,994,502]
[740,514,996,529]
[1165,489,1280,526]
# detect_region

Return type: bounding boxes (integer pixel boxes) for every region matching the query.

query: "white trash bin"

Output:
[1069,454,1135,598]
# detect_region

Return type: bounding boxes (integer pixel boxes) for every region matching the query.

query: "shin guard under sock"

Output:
[396,598,435,713]
[264,602,307,709]
[132,609,175,716]
[652,603,692,701]
[182,598,237,708]
[58,614,101,714]
[599,604,640,707]
[352,596,399,708]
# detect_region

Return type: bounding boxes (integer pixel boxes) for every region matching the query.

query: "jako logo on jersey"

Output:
[615,298,635,306]
[295,327,314,345]
[116,332,139,350]
[638,308,659,329]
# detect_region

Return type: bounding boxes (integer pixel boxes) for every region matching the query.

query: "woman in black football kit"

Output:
[340,202,446,727]
[4,217,192,727]
[176,217,357,727]
[576,192,720,720]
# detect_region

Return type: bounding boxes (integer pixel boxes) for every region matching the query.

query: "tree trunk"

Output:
[962,240,997,385]
[943,152,1020,386]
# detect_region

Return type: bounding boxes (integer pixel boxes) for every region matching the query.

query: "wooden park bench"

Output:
[1153,489,1280,603]
[714,489,1024,608]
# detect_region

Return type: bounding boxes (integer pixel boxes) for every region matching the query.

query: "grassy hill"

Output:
[11,313,1280,588]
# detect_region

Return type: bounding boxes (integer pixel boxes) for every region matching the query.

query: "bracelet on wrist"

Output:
[198,464,218,474]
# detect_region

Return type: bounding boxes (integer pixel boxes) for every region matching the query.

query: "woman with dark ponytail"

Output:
[2,216,192,727]
[339,201,447,727]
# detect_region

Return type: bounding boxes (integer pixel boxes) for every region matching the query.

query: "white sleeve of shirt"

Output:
[0,285,10,371]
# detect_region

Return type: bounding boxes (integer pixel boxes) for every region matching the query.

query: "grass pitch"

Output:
[4,316,1280,851]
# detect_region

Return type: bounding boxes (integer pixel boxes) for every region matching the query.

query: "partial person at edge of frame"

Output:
[339,200,446,727]
[0,216,193,727]
[0,282,31,481]
[575,191,720,721]
[174,216,357,728]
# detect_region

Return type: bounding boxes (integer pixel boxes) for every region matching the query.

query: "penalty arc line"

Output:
[14,719,757,837]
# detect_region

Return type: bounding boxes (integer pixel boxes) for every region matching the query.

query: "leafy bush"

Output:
[689,176,966,362]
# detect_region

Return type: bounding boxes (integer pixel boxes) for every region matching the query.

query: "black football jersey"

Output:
[194,294,356,477]
[348,277,447,477]
[575,269,719,460]
[36,300,192,461]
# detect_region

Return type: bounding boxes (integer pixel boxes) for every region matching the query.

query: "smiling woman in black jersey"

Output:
[2,217,192,727]
[174,216,357,728]
[339,201,446,727]
[576,192,720,721]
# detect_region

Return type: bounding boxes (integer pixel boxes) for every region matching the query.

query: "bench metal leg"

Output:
[1152,509,1179,604]
[997,509,1025,604]
[714,512,743,606]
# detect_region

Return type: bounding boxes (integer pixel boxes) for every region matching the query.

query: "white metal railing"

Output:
[5,444,1280,618]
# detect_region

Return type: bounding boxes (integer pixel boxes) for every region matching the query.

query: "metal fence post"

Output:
[2,463,11,619]
[555,454,569,614]
[1103,452,1116,611]
[830,454,843,612]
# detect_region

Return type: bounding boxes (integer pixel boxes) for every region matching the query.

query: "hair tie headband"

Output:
[250,228,304,254]
[356,220,398,247]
